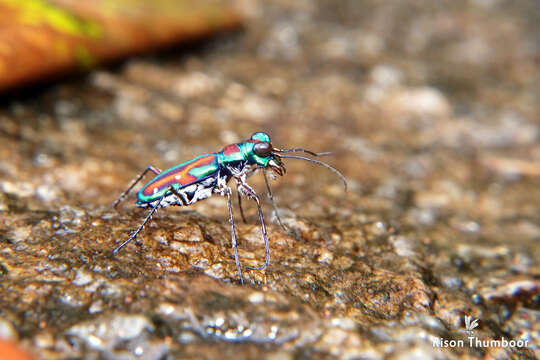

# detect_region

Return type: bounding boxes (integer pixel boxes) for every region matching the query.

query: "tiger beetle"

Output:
[112,132,347,284]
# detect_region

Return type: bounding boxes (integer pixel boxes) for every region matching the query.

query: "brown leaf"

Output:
[0,0,241,91]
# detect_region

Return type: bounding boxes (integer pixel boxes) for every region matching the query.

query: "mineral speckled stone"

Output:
[0,0,539,359]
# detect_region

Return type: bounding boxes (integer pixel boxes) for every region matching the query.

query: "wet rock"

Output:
[0,0,538,359]
[356,271,433,316]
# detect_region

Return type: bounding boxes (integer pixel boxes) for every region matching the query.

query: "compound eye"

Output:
[253,142,272,157]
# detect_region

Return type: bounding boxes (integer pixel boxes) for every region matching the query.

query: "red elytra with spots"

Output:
[139,154,218,200]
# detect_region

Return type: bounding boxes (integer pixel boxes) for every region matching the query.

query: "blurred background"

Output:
[0,0,538,359]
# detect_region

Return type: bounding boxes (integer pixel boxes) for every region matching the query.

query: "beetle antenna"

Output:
[277,154,347,192]
[276,148,332,157]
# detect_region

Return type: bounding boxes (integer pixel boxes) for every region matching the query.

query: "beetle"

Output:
[112,132,346,284]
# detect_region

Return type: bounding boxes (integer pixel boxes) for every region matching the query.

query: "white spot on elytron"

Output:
[175,175,181,180]
[153,188,158,194]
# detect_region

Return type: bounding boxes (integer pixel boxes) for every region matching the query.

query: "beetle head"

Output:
[249,132,286,177]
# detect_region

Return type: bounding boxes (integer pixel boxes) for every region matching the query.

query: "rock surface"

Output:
[0,0,538,359]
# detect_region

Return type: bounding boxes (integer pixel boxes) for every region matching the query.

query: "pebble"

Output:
[389,236,417,257]
[67,314,154,350]
[73,268,94,286]
[172,71,220,98]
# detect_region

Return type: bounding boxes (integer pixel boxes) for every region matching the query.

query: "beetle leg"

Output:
[227,188,244,285]
[113,184,185,255]
[225,165,250,224]
[216,183,244,284]
[262,170,289,232]
[112,193,164,254]
[235,178,269,272]
[113,165,161,208]
[237,190,247,224]
[168,186,188,206]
